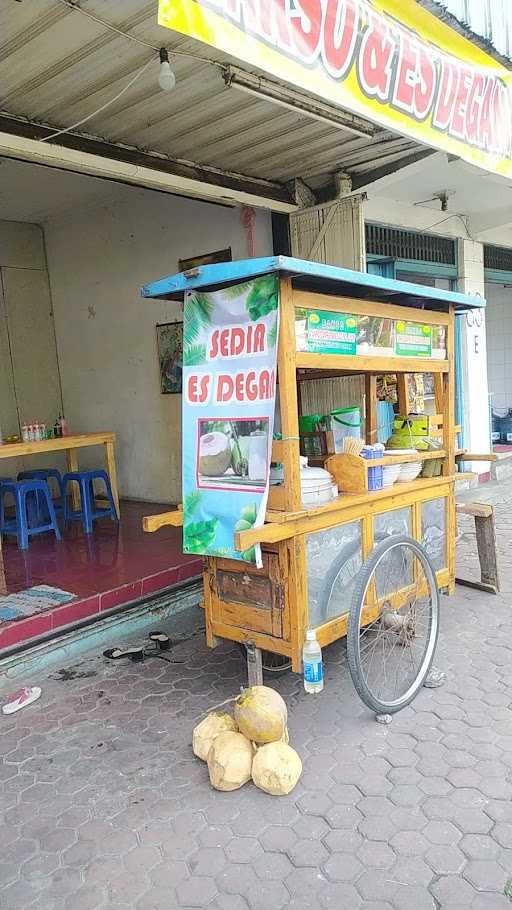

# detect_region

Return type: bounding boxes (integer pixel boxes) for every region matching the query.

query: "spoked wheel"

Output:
[237,643,292,676]
[347,535,439,715]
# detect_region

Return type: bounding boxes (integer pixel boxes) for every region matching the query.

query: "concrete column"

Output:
[457,239,490,475]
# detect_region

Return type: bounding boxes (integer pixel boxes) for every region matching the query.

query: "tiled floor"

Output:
[2,501,512,909]
[0,501,201,651]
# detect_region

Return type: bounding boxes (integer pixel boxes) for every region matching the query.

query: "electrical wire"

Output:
[54,0,226,69]
[55,0,160,50]
[40,55,154,141]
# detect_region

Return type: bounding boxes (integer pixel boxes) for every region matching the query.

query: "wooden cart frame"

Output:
[141,257,484,675]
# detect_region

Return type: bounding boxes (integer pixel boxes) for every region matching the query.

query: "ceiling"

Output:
[0,156,137,221]
[369,152,512,237]
[0,0,424,202]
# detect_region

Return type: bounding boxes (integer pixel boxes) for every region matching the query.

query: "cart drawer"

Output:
[208,550,285,638]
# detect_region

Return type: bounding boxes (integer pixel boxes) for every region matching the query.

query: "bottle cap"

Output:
[306,629,316,642]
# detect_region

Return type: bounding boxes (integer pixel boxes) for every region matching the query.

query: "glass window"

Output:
[306,521,362,628]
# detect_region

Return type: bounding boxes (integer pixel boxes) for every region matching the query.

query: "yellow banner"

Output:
[159,0,512,179]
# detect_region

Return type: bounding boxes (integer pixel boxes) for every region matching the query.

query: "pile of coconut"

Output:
[193,685,302,796]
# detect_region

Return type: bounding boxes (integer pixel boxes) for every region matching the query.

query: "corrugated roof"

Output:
[0,0,422,195]
[425,0,512,64]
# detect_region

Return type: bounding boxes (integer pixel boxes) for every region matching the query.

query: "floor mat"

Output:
[0,585,75,621]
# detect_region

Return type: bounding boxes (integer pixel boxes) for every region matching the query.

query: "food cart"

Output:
[141,257,484,715]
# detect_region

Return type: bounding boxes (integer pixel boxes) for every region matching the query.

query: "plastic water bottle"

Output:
[303,630,324,694]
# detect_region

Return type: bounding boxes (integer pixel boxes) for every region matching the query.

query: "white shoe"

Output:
[2,686,42,715]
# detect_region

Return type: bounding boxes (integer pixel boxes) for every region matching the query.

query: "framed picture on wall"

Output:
[179,248,232,272]
[156,322,183,394]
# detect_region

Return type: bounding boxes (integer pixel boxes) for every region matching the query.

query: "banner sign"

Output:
[182,276,279,566]
[159,0,512,179]
[395,321,432,357]
[299,309,357,354]
[296,309,443,358]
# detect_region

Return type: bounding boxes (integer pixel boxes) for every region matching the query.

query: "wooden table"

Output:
[0,433,119,592]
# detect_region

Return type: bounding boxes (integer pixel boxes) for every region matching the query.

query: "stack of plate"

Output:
[385,448,422,483]
[382,461,401,488]
[270,463,338,507]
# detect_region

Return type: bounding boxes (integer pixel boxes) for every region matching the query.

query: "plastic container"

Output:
[501,410,512,444]
[491,412,502,444]
[331,407,361,453]
[362,444,384,491]
[299,414,324,433]
[303,630,324,694]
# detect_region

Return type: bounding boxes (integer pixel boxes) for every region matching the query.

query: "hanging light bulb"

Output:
[158,47,176,92]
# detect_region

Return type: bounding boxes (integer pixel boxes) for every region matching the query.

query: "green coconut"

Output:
[199,431,232,476]
[192,711,237,762]
[234,685,287,744]
[252,741,302,796]
[207,731,253,791]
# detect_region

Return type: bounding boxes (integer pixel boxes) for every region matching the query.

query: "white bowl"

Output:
[397,462,422,483]
[382,463,401,487]
[302,486,336,508]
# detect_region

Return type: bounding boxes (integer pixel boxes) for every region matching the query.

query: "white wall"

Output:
[44,187,273,504]
[485,282,512,414]
[0,220,63,478]
[365,195,491,471]
[457,240,491,469]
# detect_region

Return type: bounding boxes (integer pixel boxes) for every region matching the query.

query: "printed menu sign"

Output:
[395,322,433,358]
[300,310,358,355]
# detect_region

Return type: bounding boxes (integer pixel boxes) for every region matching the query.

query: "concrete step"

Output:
[455,472,479,492]
[492,451,512,482]
[0,579,203,687]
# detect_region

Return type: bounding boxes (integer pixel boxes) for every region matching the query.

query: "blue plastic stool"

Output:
[0,480,62,550]
[62,470,118,534]
[17,469,65,519]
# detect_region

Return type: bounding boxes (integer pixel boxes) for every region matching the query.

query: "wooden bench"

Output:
[456,501,500,595]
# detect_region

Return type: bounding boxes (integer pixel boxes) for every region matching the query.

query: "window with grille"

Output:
[365,223,456,265]
[484,245,512,272]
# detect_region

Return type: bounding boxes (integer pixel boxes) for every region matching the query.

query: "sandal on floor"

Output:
[2,686,42,715]
[103,647,144,662]
[148,632,171,652]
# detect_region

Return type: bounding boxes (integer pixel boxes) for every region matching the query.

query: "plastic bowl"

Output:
[397,462,422,483]
[382,463,401,487]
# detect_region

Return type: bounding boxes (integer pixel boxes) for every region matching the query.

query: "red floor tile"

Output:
[0,500,202,652]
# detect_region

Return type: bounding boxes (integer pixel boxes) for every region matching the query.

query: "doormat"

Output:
[0,586,76,622]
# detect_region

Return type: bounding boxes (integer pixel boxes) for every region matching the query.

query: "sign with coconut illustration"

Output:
[182,275,279,566]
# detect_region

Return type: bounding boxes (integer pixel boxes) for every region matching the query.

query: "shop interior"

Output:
[0,156,275,651]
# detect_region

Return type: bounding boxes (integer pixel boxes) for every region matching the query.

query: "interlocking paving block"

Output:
[3,510,512,910]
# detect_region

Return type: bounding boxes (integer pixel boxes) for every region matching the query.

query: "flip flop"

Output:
[148,632,171,652]
[2,686,42,715]
[103,647,144,662]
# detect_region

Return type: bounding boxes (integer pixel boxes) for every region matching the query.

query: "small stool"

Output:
[62,470,118,534]
[17,469,65,518]
[0,480,62,550]
[456,501,500,594]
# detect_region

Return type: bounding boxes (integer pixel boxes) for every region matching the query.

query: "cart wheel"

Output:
[346,535,439,715]
[237,643,292,676]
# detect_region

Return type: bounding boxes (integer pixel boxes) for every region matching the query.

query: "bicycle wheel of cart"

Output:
[347,535,439,715]
[237,643,292,676]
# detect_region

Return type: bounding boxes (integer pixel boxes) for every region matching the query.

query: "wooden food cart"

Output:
[142,258,484,714]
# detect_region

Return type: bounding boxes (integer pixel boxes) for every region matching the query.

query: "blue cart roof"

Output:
[140,256,484,313]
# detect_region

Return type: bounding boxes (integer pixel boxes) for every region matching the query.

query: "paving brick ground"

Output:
[2,496,512,909]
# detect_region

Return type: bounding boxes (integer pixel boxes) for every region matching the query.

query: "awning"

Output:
[141,255,485,312]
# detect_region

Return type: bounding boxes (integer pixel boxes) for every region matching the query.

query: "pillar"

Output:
[457,239,491,475]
